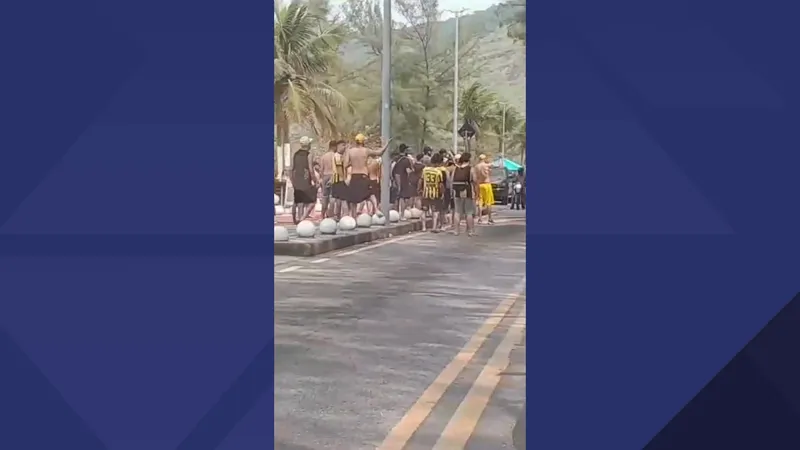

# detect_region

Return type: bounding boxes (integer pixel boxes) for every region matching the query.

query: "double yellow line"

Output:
[377,282,527,450]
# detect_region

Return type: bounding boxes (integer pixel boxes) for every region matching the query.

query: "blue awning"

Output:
[492,158,523,171]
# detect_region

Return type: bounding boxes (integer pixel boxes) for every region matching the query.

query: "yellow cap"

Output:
[354,133,366,143]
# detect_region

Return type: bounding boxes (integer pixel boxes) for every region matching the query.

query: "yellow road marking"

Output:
[376,280,526,450]
[432,304,526,450]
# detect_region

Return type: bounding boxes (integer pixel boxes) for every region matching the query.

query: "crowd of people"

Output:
[286,134,525,237]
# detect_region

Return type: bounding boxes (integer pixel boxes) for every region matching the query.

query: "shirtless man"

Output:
[366,152,382,215]
[317,140,338,219]
[343,134,392,217]
[331,140,347,219]
[473,154,495,224]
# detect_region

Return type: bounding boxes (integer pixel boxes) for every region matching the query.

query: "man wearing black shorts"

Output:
[442,157,455,228]
[392,144,414,219]
[419,153,445,232]
[452,152,477,236]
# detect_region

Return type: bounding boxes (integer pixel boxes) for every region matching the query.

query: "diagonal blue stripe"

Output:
[0,328,108,450]
[0,2,142,229]
[645,293,800,449]
[173,341,274,450]
[548,3,800,235]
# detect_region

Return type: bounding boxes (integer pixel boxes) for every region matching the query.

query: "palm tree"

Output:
[458,82,497,152]
[508,120,527,165]
[498,0,526,45]
[274,2,351,177]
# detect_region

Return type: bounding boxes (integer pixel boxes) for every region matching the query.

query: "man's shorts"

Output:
[421,197,444,211]
[477,183,495,208]
[320,175,333,199]
[453,197,475,216]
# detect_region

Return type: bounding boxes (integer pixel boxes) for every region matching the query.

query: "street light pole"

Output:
[379,0,392,220]
[501,102,506,163]
[446,9,468,156]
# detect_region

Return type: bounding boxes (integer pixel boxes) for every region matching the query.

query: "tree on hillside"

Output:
[274,2,351,173]
[338,0,482,150]
[341,0,387,56]
[489,104,522,160]
[394,0,482,150]
[498,0,526,45]
[509,120,526,165]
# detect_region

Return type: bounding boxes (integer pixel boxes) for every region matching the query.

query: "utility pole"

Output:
[379,0,392,220]
[501,102,507,163]
[446,9,468,156]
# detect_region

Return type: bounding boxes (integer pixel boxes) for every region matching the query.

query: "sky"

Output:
[328,0,501,21]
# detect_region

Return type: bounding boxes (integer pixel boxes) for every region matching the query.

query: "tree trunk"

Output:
[275,112,291,180]
[275,104,284,180]
[420,117,427,150]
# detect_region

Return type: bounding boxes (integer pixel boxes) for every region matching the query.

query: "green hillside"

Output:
[276,0,526,163]
[340,5,526,114]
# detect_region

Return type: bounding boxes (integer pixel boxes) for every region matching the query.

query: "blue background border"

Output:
[527,0,800,448]
[1,1,274,449]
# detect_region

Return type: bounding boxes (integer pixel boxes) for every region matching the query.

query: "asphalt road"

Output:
[274,210,527,450]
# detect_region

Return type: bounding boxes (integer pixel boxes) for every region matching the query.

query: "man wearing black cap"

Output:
[422,146,433,166]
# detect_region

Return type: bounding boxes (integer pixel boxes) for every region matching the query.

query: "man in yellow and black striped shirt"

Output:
[419,153,446,232]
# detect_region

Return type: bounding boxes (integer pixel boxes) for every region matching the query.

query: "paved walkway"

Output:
[274,214,526,449]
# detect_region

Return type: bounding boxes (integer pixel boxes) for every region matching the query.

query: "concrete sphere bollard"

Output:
[296,220,316,238]
[389,210,400,223]
[403,209,413,220]
[356,213,372,228]
[274,226,290,242]
[319,218,337,235]
[372,213,386,226]
[275,205,285,215]
[410,207,422,219]
[274,194,280,205]
[338,215,357,231]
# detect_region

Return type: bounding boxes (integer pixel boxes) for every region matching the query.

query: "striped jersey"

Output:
[422,166,443,199]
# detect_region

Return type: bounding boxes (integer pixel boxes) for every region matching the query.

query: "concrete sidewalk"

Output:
[274,218,431,257]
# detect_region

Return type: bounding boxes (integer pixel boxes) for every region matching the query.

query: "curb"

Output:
[274,219,431,257]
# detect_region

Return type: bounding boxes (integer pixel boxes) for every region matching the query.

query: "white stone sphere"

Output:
[338,215,357,231]
[356,213,372,228]
[274,194,280,205]
[296,220,316,238]
[319,218,337,235]
[389,210,400,222]
[403,209,413,220]
[410,207,422,219]
[274,226,290,241]
[372,213,386,226]
[275,205,285,215]
[314,201,322,212]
